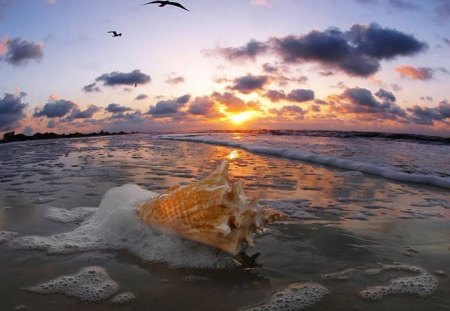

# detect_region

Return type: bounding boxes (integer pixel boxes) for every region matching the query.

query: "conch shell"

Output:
[137,160,285,255]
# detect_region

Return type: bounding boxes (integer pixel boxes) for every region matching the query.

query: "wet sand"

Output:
[0,134,449,310]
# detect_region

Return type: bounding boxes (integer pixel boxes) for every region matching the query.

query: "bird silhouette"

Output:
[143,1,189,11]
[108,31,122,37]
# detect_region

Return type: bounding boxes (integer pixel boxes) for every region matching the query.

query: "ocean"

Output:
[0,131,449,310]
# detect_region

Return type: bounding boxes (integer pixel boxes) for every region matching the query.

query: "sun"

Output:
[228,111,259,125]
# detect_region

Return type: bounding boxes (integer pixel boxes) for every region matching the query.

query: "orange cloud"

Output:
[395,65,433,80]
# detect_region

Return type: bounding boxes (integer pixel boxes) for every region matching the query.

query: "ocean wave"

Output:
[161,135,450,189]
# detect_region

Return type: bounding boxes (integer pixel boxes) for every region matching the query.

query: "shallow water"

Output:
[0,134,449,310]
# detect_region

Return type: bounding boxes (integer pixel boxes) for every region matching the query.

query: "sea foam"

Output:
[161,135,450,189]
[26,266,119,302]
[9,184,239,269]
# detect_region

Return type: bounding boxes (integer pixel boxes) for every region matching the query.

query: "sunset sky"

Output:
[1,0,449,136]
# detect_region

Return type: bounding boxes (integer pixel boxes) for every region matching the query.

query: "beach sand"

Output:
[0,134,449,310]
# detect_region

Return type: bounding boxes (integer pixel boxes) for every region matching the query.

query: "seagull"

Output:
[143,1,189,11]
[108,31,122,37]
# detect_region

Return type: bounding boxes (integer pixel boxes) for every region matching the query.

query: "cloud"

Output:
[215,39,269,62]
[215,23,427,77]
[339,87,406,120]
[407,101,450,125]
[106,103,132,113]
[187,97,219,116]
[286,89,315,102]
[82,83,101,93]
[135,94,148,101]
[0,37,43,66]
[395,65,434,80]
[34,99,76,118]
[0,92,28,131]
[265,89,314,103]
[47,120,56,128]
[265,90,287,102]
[375,88,396,102]
[165,75,185,85]
[230,74,269,94]
[269,105,305,119]
[67,105,101,120]
[211,92,247,113]
[95,69,151,87]
[148,94,190,117]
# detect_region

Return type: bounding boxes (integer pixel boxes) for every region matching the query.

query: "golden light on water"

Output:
[228,150,239,160]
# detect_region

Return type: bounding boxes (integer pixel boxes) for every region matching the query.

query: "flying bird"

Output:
[108,31,122,37]
[143,1,189,11]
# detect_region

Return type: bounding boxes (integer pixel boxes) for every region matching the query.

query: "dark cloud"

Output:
[34,99,76,118]
[269,105,305,118]
[340,87,406,119]
[111,111,144,122]
[395,65,434,80]
[262,63,279,73]
[407,105,445,125]
[68,105,101,119]
[265,90,286,102]
[106,103,132,113]
[0,92,28,131]
[216,39,269,61]
[135,94,148,101]
[148,94,191,117]
[165,76,185,84]
[287,89,315,102]
[82,83,101,93]
[216,23,426,77]
[230,74,269,94]
[437,100,450,118]
[95,70,151,87]
[375,88,396,102]
[188,97,218,116]
[1,37,43,66]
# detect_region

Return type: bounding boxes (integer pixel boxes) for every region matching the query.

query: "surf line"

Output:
[160,135,450,190]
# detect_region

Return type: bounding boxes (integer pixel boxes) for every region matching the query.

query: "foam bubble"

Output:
[0,231,18,244]
[360,264,439,300]
[9,184,240,269]
[111,292,135,304]
[26,266,119,302]
[244,283,329,311]
[44,207,97,223]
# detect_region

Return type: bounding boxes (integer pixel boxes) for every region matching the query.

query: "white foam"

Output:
[244,282,329,311]
[161,135,450,189]
[44,207,97,223]
[111,292,135,304]
[26,266,119,302]
[9,184,240,269]
[0,231,18,244]
[360,264,439,300]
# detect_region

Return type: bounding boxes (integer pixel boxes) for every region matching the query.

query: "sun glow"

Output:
[228,111,260,125]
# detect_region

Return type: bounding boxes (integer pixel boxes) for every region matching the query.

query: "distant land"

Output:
[0,130,137,144]
[1,129,448,145]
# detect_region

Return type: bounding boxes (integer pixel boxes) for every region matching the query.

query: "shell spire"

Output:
[137,160,285,255]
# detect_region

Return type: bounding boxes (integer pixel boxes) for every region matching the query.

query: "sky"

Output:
[0,0,450,136]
